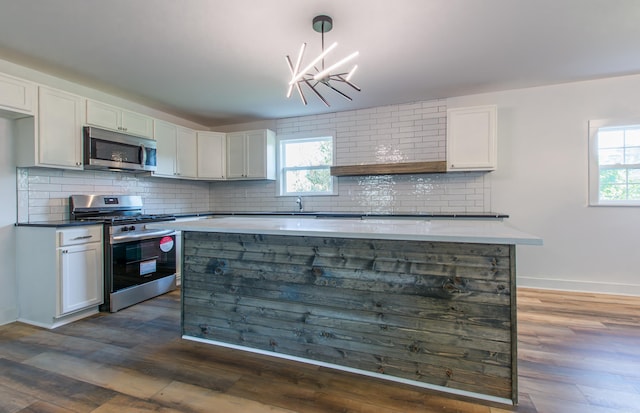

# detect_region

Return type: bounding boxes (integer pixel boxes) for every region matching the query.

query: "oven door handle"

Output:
[111,229,176,244]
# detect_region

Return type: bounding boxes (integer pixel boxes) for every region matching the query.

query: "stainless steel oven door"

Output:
[111,232,177,292]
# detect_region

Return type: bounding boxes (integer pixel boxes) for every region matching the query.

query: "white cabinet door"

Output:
[153,122,198,179]
[226,132,247,179]
[58,241,103,316]
[153,120,178,177]
[197,131,226,179]
[86,100,154,138]
[446,105,497,171]
[176,127,197,178]
[122,110,154,138]
[38,86,84,169]
[0,72,35,115]
[245,130,275,179]
[86,100,120,131]
[226,130,275,180]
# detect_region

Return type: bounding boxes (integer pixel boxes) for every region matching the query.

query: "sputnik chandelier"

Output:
[286,15,360,107]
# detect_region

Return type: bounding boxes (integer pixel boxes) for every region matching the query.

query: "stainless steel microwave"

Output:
[83,126,157,172]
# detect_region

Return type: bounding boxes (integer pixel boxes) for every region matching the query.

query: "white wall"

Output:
[448,74,640,295]
[0,118,17,325]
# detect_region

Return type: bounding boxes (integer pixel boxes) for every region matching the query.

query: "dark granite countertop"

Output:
[15,220,103,228]
[176,211,509,219]
[16,211,508,228]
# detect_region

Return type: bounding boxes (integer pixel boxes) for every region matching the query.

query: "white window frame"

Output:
[589,118,640,206]
[277,132,337,197]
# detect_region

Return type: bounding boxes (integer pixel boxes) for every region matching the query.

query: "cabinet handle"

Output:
[72,235,93,240]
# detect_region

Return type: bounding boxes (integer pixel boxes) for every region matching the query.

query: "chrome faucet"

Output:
[296,196,303,212]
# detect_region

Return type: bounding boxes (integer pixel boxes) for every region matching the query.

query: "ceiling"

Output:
[1,0,639,127]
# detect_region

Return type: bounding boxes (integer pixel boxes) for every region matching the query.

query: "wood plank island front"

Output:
[149,217,542,405]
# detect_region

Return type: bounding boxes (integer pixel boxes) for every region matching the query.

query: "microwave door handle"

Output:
[140,144,147,167]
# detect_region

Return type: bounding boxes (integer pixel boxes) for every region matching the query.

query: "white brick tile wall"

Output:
[18,168,210,222]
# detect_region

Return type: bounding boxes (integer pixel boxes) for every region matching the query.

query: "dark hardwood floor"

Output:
[1,287,639,413]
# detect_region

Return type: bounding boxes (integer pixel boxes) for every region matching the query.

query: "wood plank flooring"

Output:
[1,287,639,412]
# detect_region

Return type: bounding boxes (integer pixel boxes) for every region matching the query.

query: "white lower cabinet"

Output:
[17,225,104,328]
[58,240,103,315]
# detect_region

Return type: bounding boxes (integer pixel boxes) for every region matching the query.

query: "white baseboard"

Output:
[0,306,18,327]
[518,277,640,297]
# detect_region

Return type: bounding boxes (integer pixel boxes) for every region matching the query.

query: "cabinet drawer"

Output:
[58,226,102,246]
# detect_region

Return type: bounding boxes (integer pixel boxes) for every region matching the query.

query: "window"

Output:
[278,135,335,196]
[589,119,640,205]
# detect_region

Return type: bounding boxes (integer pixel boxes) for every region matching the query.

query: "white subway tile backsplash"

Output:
[18,168,211,222]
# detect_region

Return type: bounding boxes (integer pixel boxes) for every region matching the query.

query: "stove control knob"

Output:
[121,226,129,232]
[129,225,136,231]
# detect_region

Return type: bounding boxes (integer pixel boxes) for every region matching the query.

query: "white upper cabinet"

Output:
[16,86,84,170]
[226,129,275,180]
[446,105,497,171]
[86,99,154,138]
[176,126,198,179]
[38,86,85,169]
[0,72,36,116]
[153,120,197,179]
[197,131,226,180]
[226,132,246,179]
[153,120,178,177]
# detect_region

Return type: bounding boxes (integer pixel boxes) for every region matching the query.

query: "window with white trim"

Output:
[589,119,640,205]
[278,135,335,196]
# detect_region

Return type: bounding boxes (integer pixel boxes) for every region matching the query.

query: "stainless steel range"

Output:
[70,195,177,312]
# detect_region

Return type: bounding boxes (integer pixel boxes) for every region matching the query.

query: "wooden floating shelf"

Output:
[330,161,447,177]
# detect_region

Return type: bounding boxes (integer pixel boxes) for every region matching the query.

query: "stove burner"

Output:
[70,195,176,224]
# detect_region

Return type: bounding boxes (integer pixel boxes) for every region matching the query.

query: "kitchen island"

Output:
[149,217,541,405]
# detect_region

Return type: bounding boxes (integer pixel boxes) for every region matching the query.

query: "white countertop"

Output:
[149,217,542,245]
